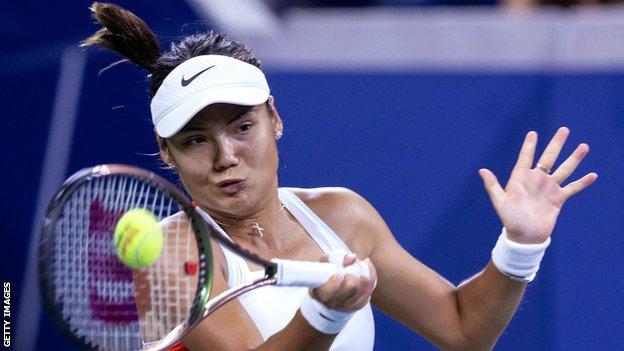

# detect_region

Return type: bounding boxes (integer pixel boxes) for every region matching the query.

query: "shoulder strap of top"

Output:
[214,225,250,287]
[278,188,351,254]
[220,244,249,287]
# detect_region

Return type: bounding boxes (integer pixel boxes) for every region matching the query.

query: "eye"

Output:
[237,123,253,134]
[187,136,207,145]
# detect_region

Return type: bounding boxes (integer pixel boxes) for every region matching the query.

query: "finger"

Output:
[341,259,377,308]
[367,258,378,289]
[318,254,329,263]
[327,249,349,266]
[312,274,344,304]
[345,274,377,309]
[478,169,505,207]
[346,291,373,310]
[325,274,359,309]
[534,127,570,173]
[562,172,598,199]
[512,131,538,172]
[551,143,590,184]
[342,253,358,267]
[340,275,370,307]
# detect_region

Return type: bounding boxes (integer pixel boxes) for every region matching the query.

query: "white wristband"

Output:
[299,250,355,334]
[491,227,551,283]
[299,290,354,334]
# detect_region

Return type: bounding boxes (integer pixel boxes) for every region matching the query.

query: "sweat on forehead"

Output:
[150,55,270,138]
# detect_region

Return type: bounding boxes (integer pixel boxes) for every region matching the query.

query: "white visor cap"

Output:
[150,55,270,138]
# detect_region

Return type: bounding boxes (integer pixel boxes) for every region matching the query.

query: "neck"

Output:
[205,195,288,242]
[211,194,282,221]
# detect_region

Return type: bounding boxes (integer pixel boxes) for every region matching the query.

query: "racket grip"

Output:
[272,259,370,287]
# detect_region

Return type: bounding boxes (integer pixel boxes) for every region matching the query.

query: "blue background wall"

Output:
[2,4,623,350]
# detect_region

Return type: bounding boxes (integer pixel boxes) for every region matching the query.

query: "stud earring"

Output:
[275,130,283,140]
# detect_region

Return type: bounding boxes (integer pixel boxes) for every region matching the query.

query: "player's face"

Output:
[162,100,282,217]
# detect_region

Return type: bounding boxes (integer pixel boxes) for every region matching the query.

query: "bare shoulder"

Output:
[284,186,357,205]
[282,187,381,257]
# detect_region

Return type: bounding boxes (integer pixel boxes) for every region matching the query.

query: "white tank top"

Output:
[218,188,375,350]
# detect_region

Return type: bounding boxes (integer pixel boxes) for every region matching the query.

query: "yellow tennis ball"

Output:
[113,208,164,269]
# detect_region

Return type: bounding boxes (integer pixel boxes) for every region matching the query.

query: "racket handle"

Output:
[272,259,370,287]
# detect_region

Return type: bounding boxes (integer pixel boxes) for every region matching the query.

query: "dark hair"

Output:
[80,2,262,98]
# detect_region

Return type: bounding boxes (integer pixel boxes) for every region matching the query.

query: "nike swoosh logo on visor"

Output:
[181,65,215,87]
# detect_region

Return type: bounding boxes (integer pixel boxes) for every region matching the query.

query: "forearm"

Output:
[258,270,370,351]
[453,261,526,350]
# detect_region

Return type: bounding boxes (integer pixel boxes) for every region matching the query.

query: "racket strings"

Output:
[45,174,203,350]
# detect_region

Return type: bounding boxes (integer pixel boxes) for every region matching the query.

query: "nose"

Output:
[212,135,239,171]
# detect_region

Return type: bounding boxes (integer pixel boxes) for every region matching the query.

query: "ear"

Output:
[156,133,175,167]
[267,95,283,135]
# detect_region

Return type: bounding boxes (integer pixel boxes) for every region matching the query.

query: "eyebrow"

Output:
[179,125,204,133]
[226,106,254,124]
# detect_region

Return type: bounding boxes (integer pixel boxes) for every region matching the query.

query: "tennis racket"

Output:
[39,164,369,351]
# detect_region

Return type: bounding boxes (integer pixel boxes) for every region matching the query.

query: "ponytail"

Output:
[81,2,261,98]
[80,2,161,72]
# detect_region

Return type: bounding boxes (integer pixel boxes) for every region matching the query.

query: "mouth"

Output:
[216,178,246,193]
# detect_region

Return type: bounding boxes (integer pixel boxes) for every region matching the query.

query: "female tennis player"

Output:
[82,3,597,350]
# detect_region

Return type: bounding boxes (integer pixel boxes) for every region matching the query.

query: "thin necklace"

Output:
[215,203,286,239]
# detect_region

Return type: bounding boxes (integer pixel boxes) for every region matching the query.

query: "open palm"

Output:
[479,127,598,244]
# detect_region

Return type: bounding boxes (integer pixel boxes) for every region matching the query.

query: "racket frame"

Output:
[39,165,215,350]
[39,164,318,350]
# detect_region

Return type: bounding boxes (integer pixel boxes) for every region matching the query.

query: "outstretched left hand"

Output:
[478,127,598,244]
